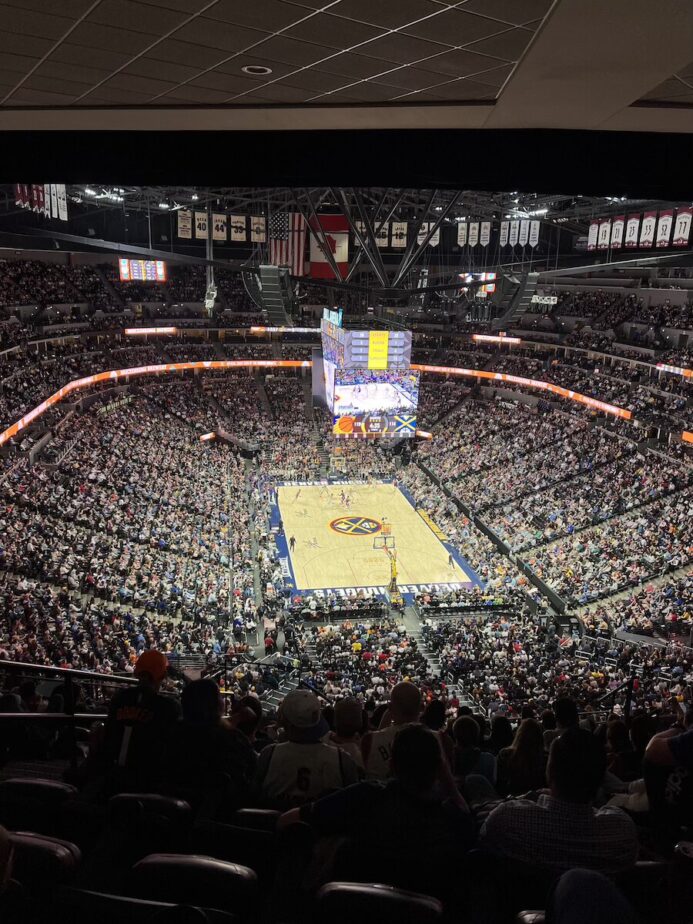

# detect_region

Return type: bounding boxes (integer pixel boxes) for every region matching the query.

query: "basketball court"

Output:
[275,481,479,595]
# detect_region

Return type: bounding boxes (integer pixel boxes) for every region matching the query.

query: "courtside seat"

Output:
[109,793,193,831]
[191,820,275,881]
[9,832,81,888]
[54,888,239,924]
[317,881,443,924]
[129,853,258,918]
[0,779,78,835]
[232,808,280,831]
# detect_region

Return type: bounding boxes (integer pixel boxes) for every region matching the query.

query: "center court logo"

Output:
[329,516,382,536]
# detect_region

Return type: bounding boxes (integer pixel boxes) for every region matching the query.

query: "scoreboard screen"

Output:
[118,259,167,282]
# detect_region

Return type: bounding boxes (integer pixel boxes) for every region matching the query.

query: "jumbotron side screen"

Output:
[118,259,167,282]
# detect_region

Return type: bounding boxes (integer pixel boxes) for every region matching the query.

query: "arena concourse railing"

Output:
[0,358,638,450]
[0,660,138,769]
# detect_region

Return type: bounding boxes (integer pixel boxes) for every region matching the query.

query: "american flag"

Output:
[269,211,307,276]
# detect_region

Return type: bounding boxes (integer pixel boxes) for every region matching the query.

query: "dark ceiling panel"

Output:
[402,9,509,44]
[358,32,447,65]
[326,0,443,30]
[10,86,84,104]
[406,47,501,77]
[235,82,310,102]
[48,43,134,72]
[1,0,96,15]
[0,53,41,75]
[214,53,296,78]
[87,0,192,34]
[103,72,180,96]
[130,0,212,11]
[271,67,352,92]
[461,0,553,26]
[187,71,268,93]
[282,12,386,49]
[467,27,531,61]
[146,37,228,67]
[0,6,75,40]
[311,53,397,80]
[324,81,403,102]
[420,78,496,99]
[206,0,312,32]
[163,83,247,102]
[123,57,202,83]
[250,35,336,67]
[68,21,159,55]
[34,59,116,85]
[470,62,513,86]
[369,64,462,91]
[173,19,269,53]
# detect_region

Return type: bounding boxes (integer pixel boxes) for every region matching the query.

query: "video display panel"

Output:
[332,368,419,417]
[118,259,167,282]
[333,413,417,438]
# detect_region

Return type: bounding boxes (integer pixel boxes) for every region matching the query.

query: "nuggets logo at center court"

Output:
[329,516,382,536]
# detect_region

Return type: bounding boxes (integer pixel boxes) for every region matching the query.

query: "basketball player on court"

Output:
[295,488,302,502]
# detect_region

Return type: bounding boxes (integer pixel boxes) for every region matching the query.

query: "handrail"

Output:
[0,712,107,721]
[0,659,138,684]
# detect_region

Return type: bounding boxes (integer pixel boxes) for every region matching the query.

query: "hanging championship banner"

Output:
[376,222,389,248]
[56,184,68,221]
[50,183,59,219]
[480,221,491,247]
[457,222,467,247]
[509,221,519,246]
[391,221,407,248]
[194,211,208,239]
[229,215,246,241]
[42,184,50,216]
[639,211,656,248]
[519,220,529,247]
[250,216,266,242]
[500,221,509,247]
[598,220,611,250]
[14,184,29,209]
[610,215,624,249]
[468,222,479,247]
[625,214,640,248]
[529,220,540,248]
[177,210,192,239]
[417,222,429,246]
[428,224,440,247]
[673,208,692,247]
[212,213,227,241]
[656,210,673,248]
[587,221,599,251]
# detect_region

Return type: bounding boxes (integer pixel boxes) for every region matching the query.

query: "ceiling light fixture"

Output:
[242,64,272,76]
[158,202,170,209]
[191,193,199,201]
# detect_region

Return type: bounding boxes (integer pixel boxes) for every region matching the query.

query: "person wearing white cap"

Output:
[256,689,361,808]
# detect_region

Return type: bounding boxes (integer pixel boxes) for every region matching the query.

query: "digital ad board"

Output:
[333,413,418,438]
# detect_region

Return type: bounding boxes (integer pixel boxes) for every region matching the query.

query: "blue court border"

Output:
[266,477,484,603]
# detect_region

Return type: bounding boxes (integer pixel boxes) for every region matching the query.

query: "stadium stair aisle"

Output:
[93,265,124,308]
[252,372,273,417]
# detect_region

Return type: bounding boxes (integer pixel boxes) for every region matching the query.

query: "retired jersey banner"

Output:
[375,222,389,248]
[229,215,246,241]
[457,222,467,247]
[250,216,266,242]
[480,221,491,247]
[56,184,68,221]
[468,222,479,247]
[598,220,611,250]
[177,210,192,239]
[213,213,228,241]
[309,214,349,280]
[587,221,598,251]
[610,215,624,249]
[673,209,692,247]
[625,214,640,248]
[391,221,407,248]
[518,220,529,247]
[49,183,59,219]
[509,220,519,246]
[656,210,673,248]
[194,211,208,239]
[427,224,440,247]
[529,220,540,248]
[500,221,509,247]
[417,222,429,246]
[639,211,656,248]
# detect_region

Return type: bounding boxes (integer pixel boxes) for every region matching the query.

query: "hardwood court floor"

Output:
[277,481,475,591]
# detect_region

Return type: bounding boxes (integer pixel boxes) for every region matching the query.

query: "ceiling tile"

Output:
[240,82,309,102]
[368,64,463,91]
[251,35,336,66]
[0,68,29,88]
[415,46,506,77]
[123,57,201,83]
[0,53,41,75]
[358,33,448,65]
[22,73,93,96]
[73,83,152,103]
[268,68,350,92]
[460,0,553,26]
[34,60,115,86]
[131,0,212,11]
[173,19,269,53]
[187,71,267,93]
[638,79,692,102]
[147,38,229,67]
[68,21,159,55]
[214,54,296,79]
[48,43,134,71]
[466,27,530,61]
[282,12,386,49]
[0,6,74,40]
[162,83,243,102]
[326,0,442,29]
[86,0,192,35]
[102,72,179,96]
[206,0,311,32]
[402,9,508,45]
[417,77,496,99]
[1,0,94,14]
[311,53,397,80]
[469,62,513,86]
[322,81,401,102]
[9,86,84,104]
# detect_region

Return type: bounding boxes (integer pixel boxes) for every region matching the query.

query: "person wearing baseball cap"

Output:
[257,690,360,808]
[98,649,181,792]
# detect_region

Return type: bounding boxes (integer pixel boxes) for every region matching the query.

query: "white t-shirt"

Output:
[364,723,402,779]
[258,740,359,805]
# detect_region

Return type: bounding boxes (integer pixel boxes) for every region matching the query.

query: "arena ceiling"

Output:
[0,0,691,133]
